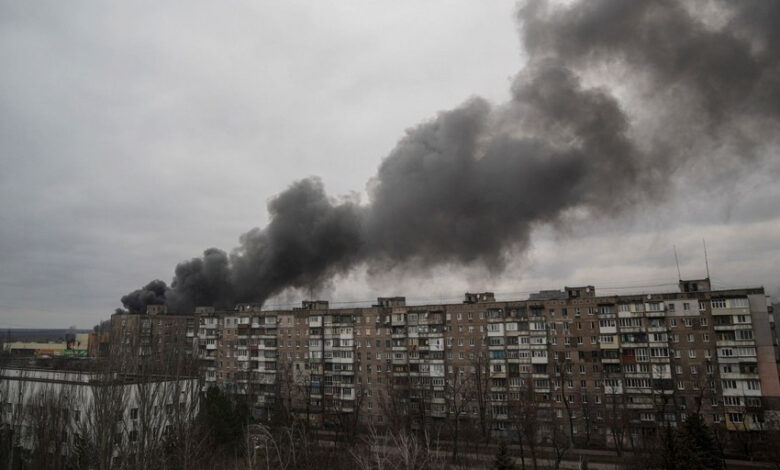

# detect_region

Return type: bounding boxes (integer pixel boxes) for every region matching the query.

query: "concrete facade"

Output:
[111,280,780,440]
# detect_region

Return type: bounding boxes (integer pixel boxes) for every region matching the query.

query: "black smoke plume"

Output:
[119,280,167,315]
[118,0,780,315]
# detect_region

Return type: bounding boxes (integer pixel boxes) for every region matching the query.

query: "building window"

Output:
[729,413,744,423]
[722,380,737,389]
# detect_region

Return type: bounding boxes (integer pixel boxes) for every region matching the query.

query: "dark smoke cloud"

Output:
[120,0,780,315]
[167,248,233,313]
[228,178,364,304]
[119,280,167,315]
[521,0,780,121]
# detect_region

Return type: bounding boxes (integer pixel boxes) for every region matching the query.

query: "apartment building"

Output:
[111,304,194,362]
[113,279,780,441]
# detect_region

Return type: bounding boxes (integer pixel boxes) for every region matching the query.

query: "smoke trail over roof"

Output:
[118,0,780,314]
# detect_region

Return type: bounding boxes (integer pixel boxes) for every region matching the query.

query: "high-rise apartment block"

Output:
[111,279,780,441]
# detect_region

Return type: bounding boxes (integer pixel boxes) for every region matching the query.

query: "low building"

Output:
[3,341,68,357]
[0,365,199,466]
[3,333,92,358]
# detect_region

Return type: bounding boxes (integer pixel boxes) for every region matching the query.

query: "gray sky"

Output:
[1,1,778,329]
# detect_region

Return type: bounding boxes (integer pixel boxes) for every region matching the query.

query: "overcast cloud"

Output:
[1,1,778,328]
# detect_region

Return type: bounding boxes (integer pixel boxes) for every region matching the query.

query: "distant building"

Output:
[3,341,68,356]
[3,333,90,358]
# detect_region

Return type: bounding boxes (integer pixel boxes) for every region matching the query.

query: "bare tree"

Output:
[508,377,538,470]
[330,375,366,442]
[379,368,411,435]
[160,349,205,470]
[73,361,130,470]
[0,366,30,470]
[351,423,446,470]
[443,366,473,463]
[553,352,576,448]
[471,348,493,442]
[578,392,599,449]
[604,381,632,456]
[27,382,76,470]
[296,363,320,429]
[131,374,171,468]
[549,409,572,470]
[274,354,296,426]
[243,421,310,470]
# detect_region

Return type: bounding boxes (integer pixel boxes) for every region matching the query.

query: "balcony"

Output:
[619,326,644,334]
[644,310,666,319]
[531,355,548,364]
[627,402,655,409]
[716,339,755,348]
[711,307,749,316]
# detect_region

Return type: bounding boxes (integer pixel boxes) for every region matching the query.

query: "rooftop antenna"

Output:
[703,238,710,280]
[673,245,682,280]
